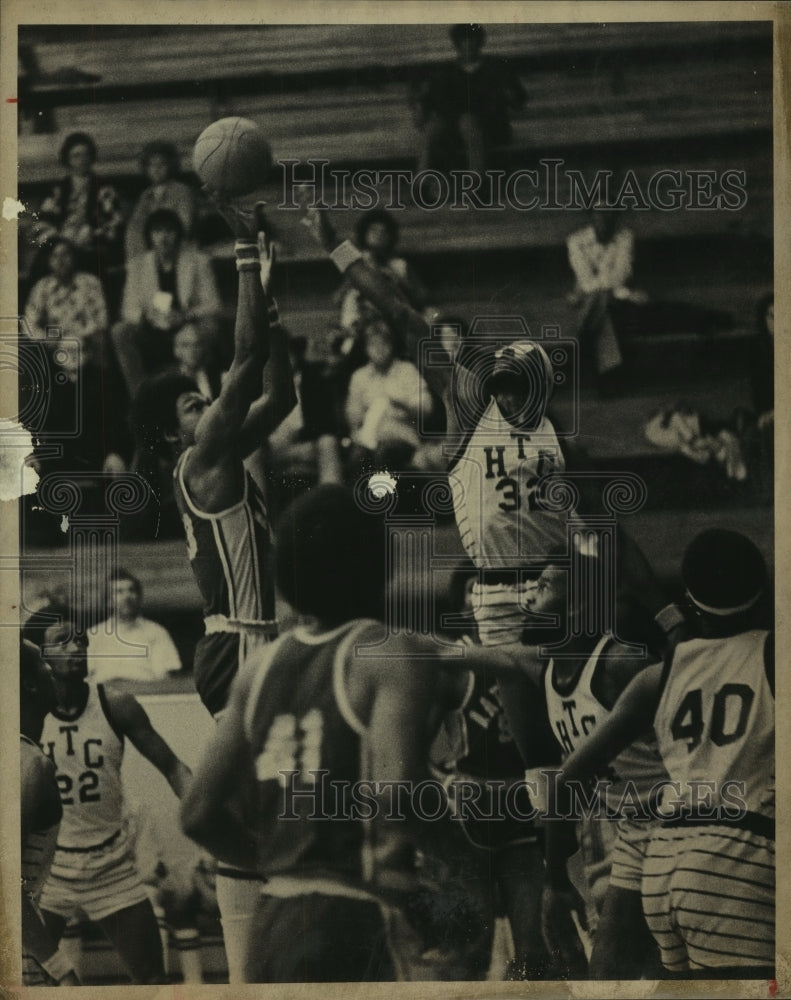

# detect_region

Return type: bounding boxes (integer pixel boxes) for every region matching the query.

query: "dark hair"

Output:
[59,131,97,167]
[275,485,387,623]
[140,140,181,179]
[144,208,184,248]
[130,371,199,457]
[449,23,486,47]
[354,210,399,253]
[107,567,142,597]
[45,236,76,264]
[682,529,766,618]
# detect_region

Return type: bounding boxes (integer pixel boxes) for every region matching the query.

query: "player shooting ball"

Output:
[131,187,296,981]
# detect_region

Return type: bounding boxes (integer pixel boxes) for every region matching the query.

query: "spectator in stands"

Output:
[34,131,125,276]
[23,332,131,478]
[172,325,223,401]
[111,209,221,397]
[567,206,733,394]
[24,238,108,349]
[345,318,433,466]
[410,23,525,174]
[338,210,427,332]
[125,142,197,260]
[88,568,182,684]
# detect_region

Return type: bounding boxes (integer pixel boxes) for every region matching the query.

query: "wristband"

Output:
[234,240,259,255]
[654,603,686,634]
[329,239,363,274]
[236,259,262,273]
[41,948,75,983]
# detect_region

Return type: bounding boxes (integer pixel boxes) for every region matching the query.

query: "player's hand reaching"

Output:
[258,228,276,294]
[294,185,340,252]
[203,184,267,241]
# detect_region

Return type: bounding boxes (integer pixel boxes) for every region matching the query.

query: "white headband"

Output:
[686,588,763,617]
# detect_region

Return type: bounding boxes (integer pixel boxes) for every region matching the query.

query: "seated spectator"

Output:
[24,333,131,477]
[344,319,433,465]
[410,23,525,174]
[24,238,108,348]
[172,324,223,401]
[338,210,427,332]
[567,207,733,393]
[33,131,125,276]
[88,568,181,684]
[111,208,221,397]
[125,141,197,260]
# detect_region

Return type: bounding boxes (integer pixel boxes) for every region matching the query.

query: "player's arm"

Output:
[359,637,439,881]
[107,690,191,798]
[297,197,481,437]
[189,226,277,470]
[180,664,259,869]
[235,305,298,457]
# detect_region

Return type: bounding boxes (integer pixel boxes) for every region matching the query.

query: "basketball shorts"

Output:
[608,817,655,893]
[38,828,148,923]
[577,814,619,922]
[244,892,395,982]
[194,628,275,717]
[641,825,775,972]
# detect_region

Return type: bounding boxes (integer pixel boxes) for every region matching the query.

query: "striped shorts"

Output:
[608,817,655,893]
[38,828,148,924]
[641,825,775,971]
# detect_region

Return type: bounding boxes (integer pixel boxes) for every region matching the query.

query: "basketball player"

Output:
[130,198,294,979]
[295,195,679,649]
[37,622,191,984]
[181,484,454,981]
[20,637,79,987]
[553,529,774,977]
[517,560,666,978]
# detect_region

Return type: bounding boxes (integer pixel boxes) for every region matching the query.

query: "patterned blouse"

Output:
[24,273,108,343]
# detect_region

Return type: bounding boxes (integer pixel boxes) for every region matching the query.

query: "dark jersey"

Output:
[173,447,277,715]
[244,620,380,889]
[173,447,276,626]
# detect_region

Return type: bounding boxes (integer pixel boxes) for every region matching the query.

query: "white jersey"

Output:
[449,399,578,568]
[654,630,774,818]
[40,683,125,849]
[20,736,60,903]
[544,636,665,811]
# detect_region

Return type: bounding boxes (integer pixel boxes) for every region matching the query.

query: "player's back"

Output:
[244,619,382,892]
[654,629,774,820]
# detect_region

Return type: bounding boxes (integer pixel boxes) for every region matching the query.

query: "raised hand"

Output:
[258,228,276,294]
[294,184,339,252]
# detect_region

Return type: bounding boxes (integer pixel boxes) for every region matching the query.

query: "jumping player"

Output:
[37,622,191,984]
[20,637,79,987]
[553,529,774,977]
[130,199,294,979]
[181,484,446,982]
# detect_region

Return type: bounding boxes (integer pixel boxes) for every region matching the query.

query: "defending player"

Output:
[20,637,79,987]
[552,529,774,977]
[37,622,191,984]
[295,195,677,648]
[130,198,294,980]
[181,484,444,982]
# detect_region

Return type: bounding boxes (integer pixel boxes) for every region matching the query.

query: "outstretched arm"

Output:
[296,195,484,438]
[190,214,278,471]
[180,662,259,869]
[108,691,191,798]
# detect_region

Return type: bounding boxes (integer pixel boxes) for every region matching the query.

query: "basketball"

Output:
[192,117,273,196]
